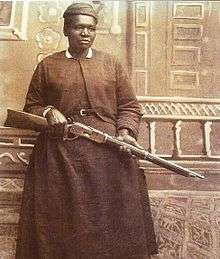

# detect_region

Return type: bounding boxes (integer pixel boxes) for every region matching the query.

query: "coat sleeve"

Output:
[115,59,142,139]
[23,61,51,116]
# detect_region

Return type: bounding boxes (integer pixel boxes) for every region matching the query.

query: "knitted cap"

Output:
[63,3,98,21]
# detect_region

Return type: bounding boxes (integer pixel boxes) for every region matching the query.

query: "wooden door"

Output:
[128,1,220,98]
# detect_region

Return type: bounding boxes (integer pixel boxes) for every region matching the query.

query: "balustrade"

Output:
[139,96,220,161]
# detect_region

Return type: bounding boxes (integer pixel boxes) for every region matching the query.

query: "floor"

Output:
[0,179,219,259]
[150,190,220,259]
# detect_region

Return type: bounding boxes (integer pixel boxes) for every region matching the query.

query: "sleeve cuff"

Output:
[42,106,54,117]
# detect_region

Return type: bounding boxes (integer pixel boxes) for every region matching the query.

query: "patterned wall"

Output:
[35,0,126,62]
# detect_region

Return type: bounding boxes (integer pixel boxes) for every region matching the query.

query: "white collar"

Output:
[65,48,93,59]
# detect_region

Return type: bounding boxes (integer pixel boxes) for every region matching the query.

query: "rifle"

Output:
[6,109,205,179]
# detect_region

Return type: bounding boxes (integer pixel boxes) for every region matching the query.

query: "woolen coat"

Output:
[16,49,158,259]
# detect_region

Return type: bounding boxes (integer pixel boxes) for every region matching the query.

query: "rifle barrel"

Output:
[105,135,205,179]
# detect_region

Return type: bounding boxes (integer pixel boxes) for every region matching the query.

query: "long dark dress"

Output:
[16,50,158,258]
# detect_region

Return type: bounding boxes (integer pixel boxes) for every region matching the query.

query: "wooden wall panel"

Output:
[142,1,220,98]
[167,1,218,97]
[128,1,150,96]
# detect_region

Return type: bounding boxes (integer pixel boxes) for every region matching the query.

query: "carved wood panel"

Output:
[167,1,215,96]
[128,1,150,96]
[0,128,37,177]
[135,1,220,98]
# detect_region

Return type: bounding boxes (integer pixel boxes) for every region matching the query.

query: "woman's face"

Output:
[64,14,97,53]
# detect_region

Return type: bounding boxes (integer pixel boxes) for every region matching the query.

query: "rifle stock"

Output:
[6,109,205,179]
[6,109,47,131]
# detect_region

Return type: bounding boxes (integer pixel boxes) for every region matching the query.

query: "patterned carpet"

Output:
[150,191,220,259]
[0,183,219,258]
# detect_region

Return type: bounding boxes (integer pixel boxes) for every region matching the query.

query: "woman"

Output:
[16,3,158,258]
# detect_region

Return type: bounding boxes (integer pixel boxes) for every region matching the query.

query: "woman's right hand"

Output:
[46,108,67,136]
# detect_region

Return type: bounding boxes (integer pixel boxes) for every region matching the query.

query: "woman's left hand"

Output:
[117,129,143,155]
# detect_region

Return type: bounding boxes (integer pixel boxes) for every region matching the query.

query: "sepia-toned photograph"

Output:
[0,0,219,258]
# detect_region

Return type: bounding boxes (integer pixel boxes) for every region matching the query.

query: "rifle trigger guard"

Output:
[63,124,79,141]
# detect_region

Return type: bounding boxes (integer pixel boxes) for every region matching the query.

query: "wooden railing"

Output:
[143,116,220,160]
[138,96,220,161]
[135,96,220,191]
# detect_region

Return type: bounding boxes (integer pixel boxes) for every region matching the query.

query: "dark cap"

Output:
[63,3,98,21]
